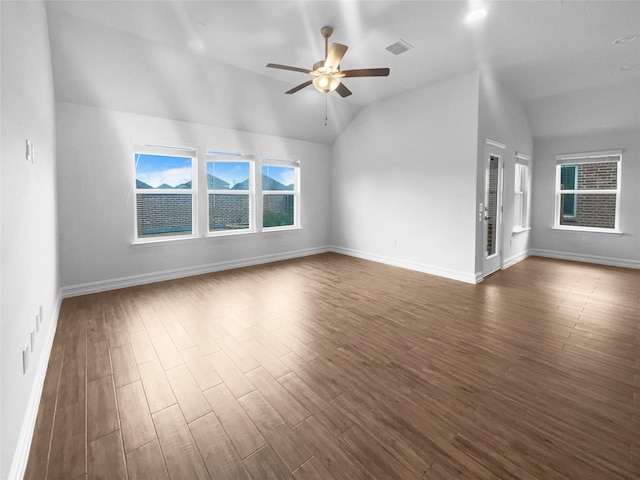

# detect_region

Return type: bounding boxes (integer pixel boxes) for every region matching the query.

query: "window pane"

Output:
[263,194,294,227]
[135,154,192,189]
[209,194,250,231]
[560,165,576,190]
[575,162,618,190]
[562,193,577,217]
[136,194,192,237]
[207,162,250,190]
[514,193,523,228]
[262,165,295,191]
[559,193,616,229]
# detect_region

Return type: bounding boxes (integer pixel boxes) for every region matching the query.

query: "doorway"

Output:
[483,141,505,277]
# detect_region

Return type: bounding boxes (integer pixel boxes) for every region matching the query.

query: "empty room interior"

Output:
[2,1,640,479]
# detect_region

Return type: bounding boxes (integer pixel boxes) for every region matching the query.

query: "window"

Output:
[514,153,530,230]
[555,150,621,232]
[261,157,300,229]
[134,145,197,241]
[206,152,255,234]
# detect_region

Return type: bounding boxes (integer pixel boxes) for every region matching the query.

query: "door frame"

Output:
[482,139,506,277]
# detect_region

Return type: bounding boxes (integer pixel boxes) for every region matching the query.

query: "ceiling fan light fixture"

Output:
[313,75,341,93]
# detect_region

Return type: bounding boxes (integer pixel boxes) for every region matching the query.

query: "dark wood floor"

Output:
[25,253,640,479]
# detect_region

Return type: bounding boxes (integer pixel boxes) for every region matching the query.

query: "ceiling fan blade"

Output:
[324,43,348,69]
[285,80,313,94]
[342,68,390,77]
[336,82,352,98]
[267,63,311,74]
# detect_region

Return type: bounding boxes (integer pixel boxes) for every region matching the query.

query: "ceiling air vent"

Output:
[385,39,414,56]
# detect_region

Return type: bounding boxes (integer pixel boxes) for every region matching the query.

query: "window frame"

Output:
[205,151,256,237]
[513,153,530,232]
[133,144,198,244]
[260,155,301,231]
[553,150,622,234]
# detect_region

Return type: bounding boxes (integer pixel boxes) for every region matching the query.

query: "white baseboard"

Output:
[330,246,479,284]
[8,291,63,480]
[61,247,331,297]
[502,249,532,270]
[530,249,640,269]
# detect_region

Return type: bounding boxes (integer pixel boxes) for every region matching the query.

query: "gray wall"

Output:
[331,71,481,283]
[531,129,640,266]
[56,102,331,291]
[1,2,60,478]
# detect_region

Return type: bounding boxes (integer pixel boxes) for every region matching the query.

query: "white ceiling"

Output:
[45,0,640,143]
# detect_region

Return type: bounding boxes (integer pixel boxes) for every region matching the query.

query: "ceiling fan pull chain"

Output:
[325,94,328,127]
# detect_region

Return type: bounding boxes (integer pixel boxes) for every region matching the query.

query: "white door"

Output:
[483,142,504,277]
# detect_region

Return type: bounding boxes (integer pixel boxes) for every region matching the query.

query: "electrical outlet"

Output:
[22,346,30,374]
[582,236,590,245]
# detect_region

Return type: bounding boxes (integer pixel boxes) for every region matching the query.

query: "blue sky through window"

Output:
[262,165,295,188]
[135,154,192,188]
[207,162,250,189]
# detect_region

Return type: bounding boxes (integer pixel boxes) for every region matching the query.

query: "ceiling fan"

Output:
[266,26,390,98]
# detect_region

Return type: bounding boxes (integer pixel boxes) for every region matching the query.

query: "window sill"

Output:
[551,226,622,235]
[512,227,531,234]
[131,235,200,246]
[206,229,255,238]
[262,226,302,233]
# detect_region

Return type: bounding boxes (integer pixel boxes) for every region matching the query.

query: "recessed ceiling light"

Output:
[613,34,638,45]
[465,7,488,23]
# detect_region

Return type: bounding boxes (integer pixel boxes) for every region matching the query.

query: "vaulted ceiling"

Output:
[45,1,640,144]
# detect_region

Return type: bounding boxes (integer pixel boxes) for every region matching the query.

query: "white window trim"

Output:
[553,150,622,233]
[132,144,198,245]
[260,155,301,232]
[205,152,256,237]
[514,152,530,232]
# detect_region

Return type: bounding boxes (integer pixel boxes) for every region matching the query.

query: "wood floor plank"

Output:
[87,339,112,381]
[238,389,313,472]
[150,333,184,370]
[189,412,252,480]
[181,346,223,391]
[87,430,127,479]
[87,374,119,442]
[47,403,86,480]
[116,381,157,453]
[207,349,255,398]
[243,337,291,378]
[152,404,210,480]
[126,440,169,480]
[138,359,177,414]
[203,383,267,459]
[216,335,261,373]
[246,367,310,428]
[111,343,140,387]
[129,329,158,365]
[243,445,293,480]
[165,364,212,423]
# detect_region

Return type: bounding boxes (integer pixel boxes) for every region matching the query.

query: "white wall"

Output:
[56,102,332,291]
[0,2,60,478]
[477,73,534,272]
[531,129,640,267]
[331,72,480,283]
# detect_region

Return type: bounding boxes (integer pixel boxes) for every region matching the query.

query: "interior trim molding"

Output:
[531,249,640,269]
[503,249,532,270]
[485,138,507,149]
[8,291,63,480]
[61,247,332,297]
[330,246,480,284]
